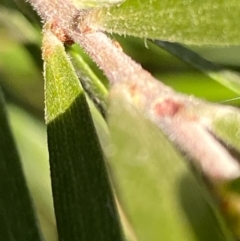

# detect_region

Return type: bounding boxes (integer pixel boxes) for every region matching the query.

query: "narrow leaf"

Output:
[43,26,123,241]
[93,0,240,45]
[153,41,240,95]
[7,105,57,241]
[0,90,43,241]
[108,94,235,241]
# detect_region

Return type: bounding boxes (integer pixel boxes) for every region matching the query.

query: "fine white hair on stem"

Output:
[27,0,79,26]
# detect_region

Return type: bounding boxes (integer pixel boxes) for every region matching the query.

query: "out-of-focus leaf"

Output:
[184,99,240,155]
[0,6,40,44]
[0,30,43,114]
[191,46,240,67]
[156,72,240,105]
[12,0,41,23]
[107,93,235,241]
[210,107,240,152]
[213,178,240,239]
[153,41,240,95]
[225,178,240,196]
[93,0,240,45]
[0,90,43,241]
[7,104,57,241]
[43,26,124,241]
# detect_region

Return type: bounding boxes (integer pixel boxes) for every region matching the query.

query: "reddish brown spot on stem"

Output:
[79,25,94,33]
[50,20,74,45]
[112,40,123,51]
[42,42,54,59]
[128,83,138,96]
[72,10,96,34]
[154,99,183,117]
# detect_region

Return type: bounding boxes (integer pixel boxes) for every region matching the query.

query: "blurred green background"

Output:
[1,1,240,241]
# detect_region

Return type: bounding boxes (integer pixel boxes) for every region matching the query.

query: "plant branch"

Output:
[68,28,240,182]
[29,0,240,182]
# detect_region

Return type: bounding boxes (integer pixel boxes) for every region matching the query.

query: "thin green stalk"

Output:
[153,40,240,95]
